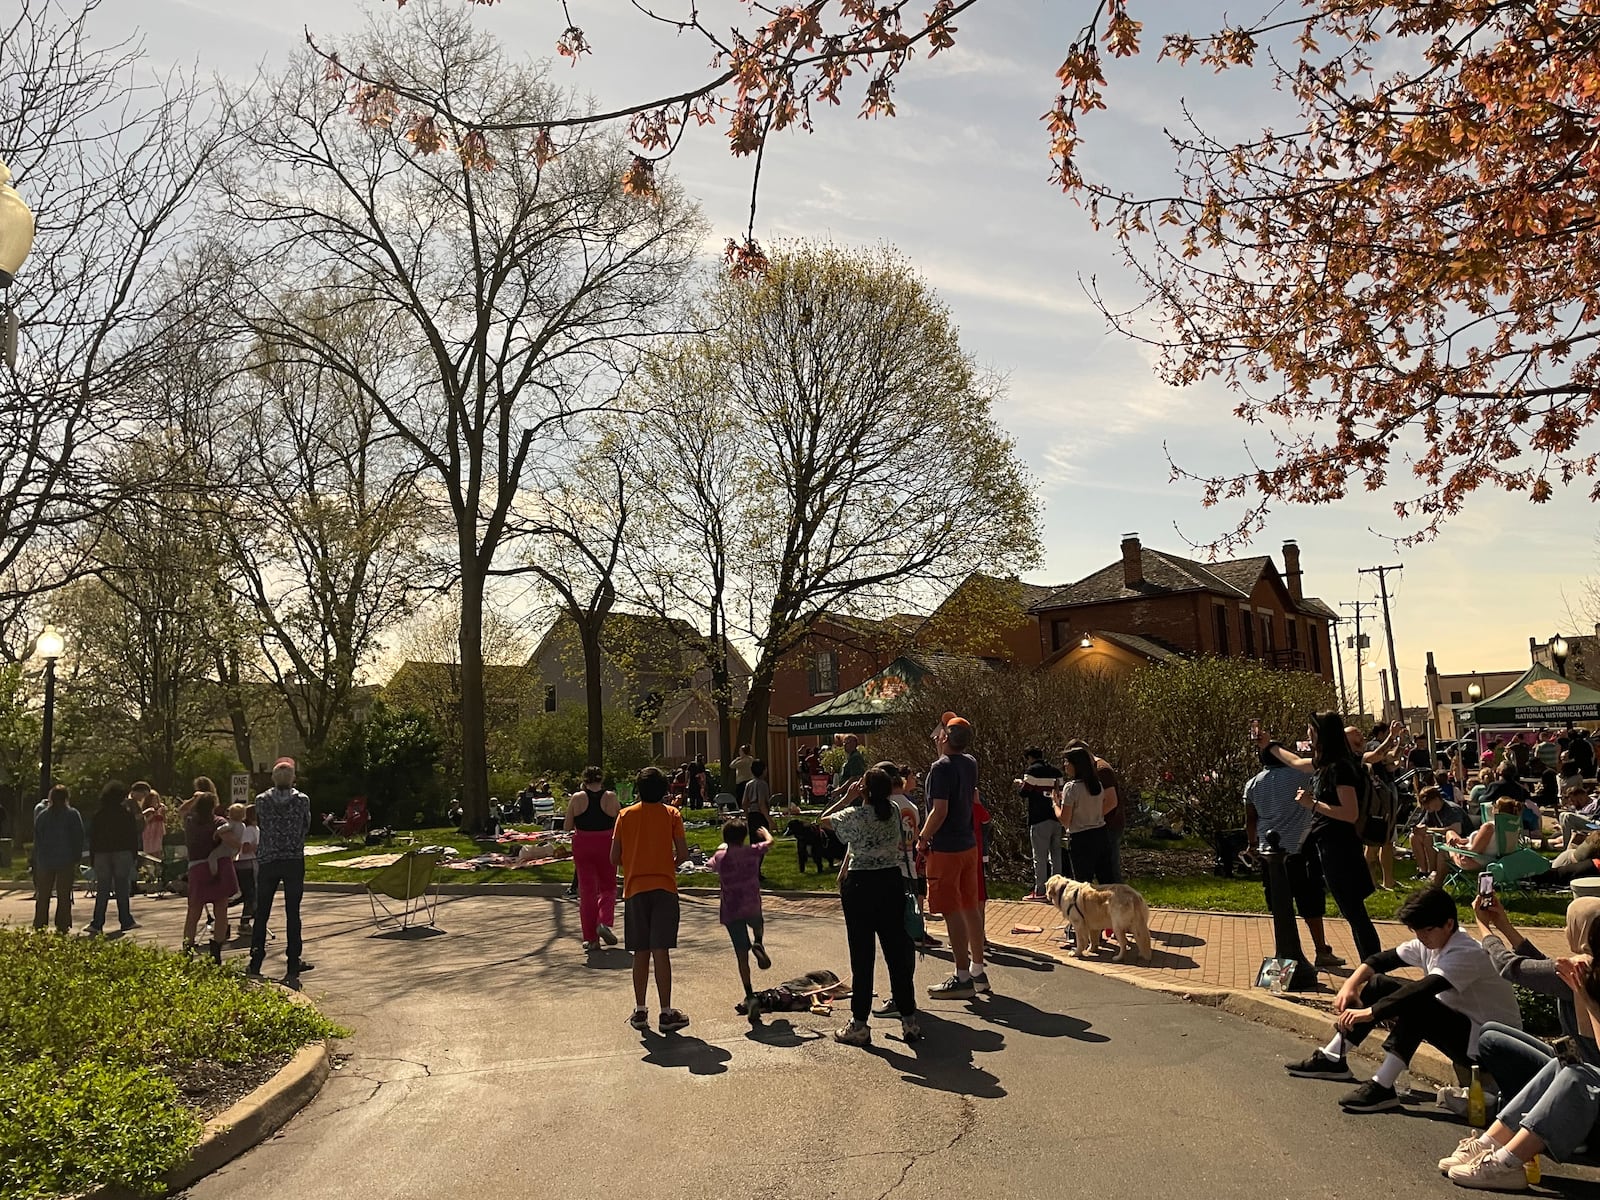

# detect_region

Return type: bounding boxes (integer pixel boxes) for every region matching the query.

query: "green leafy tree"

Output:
[305,699,442,827]
[517,702,650,791]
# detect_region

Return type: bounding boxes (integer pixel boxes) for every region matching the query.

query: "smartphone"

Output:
[1477,872,1496,900]
[1249,717,1262,741]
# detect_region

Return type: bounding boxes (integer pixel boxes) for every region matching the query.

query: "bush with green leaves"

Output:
[304,698,443,827]
[0,930,343,1198]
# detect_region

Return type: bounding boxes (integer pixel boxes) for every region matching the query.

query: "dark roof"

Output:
[1031,548,1251,610]
[1204,557,1271,595]
[1095,630,1188,662]
[1300,596,1339,621]
[534,611,752,679]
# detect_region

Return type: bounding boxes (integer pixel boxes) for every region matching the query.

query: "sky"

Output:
[93,0,1600,710]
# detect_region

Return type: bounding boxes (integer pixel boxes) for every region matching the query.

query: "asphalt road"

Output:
[5,887,1595,1198]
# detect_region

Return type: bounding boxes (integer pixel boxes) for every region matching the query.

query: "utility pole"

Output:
[1341,600,1375,720]
[1332,616,1350,714]
[1361,564,1405,723]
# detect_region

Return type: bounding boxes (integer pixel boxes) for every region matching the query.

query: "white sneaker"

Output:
[581,940,594,952]
[1447,1154,1528,1191]
[1438,1136,1491,1175]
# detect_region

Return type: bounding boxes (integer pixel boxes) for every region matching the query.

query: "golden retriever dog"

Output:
[1043,875,1152,962]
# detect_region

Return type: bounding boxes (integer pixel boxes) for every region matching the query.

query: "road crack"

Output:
[877,1095,976,1200]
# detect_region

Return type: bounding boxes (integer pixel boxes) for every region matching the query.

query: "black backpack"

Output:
[1356,766,1398,847]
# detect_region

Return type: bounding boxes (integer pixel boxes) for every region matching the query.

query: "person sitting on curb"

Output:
[1244,744,1344,969]
[1437,899,1600,1191]
[1285,886,1522,1113]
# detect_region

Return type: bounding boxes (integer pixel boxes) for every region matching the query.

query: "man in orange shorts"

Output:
[917,711,988,999]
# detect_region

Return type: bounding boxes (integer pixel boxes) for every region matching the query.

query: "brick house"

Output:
[1029,535,1336,681]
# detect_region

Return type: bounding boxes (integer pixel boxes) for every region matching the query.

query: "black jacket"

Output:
[89,801,140,855]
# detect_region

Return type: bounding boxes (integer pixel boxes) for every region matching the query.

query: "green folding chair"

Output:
[1436,805,1550,893]
[366,850,443,931]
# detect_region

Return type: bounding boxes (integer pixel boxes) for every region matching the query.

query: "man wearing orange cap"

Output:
[917,711,988,999]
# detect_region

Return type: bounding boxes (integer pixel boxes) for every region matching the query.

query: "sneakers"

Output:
[970,971,992,995]
[288,959,314,975]
[628,1008,651,1030]
[1022,892,1045,902]
[596,924,618,946]
[1285,1051,1353,1081]
[927,974,977,1000]
[245,959,263,978]
[916,935,943,949]
[900,1015,923,1043]
[751,943,771,970]
[1315,948,1347,968]
[1439,1136,1493,1176]
[873,999,901,1018]
[659,1009,690,1032]
[119,920,140,931]
[581,940,595,952]
[1447,1154,1528,1191]
[833,1019,871,1046]
[1339,1080,1402,1113]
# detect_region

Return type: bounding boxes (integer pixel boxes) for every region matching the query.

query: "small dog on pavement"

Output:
[1044,875,1153,962]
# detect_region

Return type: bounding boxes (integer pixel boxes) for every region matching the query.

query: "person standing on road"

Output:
[180,789,239,963]
[236,803,260,938]
[919,711,988,1000]
[613,766,691,1033]
[248,757,314,978]
[565,766,621,951]
[33,785,84,934]
[134,781,165,860]
[87,781,139,934]
[1244,746,1344,969]
[824,767,922,1046]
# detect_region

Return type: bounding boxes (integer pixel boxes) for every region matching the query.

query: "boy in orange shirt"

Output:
[612,766,691,1032]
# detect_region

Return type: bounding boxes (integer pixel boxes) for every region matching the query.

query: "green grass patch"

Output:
[0,931,345,1198]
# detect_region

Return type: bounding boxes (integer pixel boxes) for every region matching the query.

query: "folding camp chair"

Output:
[324,796,370,838]
[1436,804,1551,893]
[366,849,442,931]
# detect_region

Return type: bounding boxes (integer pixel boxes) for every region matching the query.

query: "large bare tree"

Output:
[221,1,699,826]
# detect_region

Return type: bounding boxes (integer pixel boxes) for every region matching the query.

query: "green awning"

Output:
[1464,663,1600,726]
[784,656,928,737]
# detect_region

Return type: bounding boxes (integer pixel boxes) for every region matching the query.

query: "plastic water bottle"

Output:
[1525,1154,1540,1185]
[1467,1065,1487,1128]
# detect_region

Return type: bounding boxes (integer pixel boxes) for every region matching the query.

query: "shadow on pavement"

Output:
[372,926,447,941]
[744,1018,825,1048]
[981,946,1058,973]
[967,994,1110,1043]
[581,950,633,970]
[866,1012,1006,1099]
[639,1032,732,1075]
[1154,931,1205,949]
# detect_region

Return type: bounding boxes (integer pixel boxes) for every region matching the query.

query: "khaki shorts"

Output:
[925,846,982,914]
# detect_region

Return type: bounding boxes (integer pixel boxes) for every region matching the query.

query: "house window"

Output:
[1450,690,1463,705]
[684,729,709,761]
[1241,610,1256,656]
[1259,614,1275,653]
[808,650,838,695]
[1309,625,1322,672]
[1212,605,1230,655]
[1051,619,1071,652]
[1287,620,1300,651]
[543,685,557,713]
[651,731,666,761]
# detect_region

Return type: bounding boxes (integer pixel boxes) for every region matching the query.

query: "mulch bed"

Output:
[170,1049,291,1119]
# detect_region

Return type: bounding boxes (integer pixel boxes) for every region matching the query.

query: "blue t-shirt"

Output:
[926,754,977,853]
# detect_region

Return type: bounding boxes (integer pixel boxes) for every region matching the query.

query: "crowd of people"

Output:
[28,756,314,977]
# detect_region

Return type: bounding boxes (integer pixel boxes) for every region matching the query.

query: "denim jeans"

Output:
[251,857,305,966]
[1029,819,1063,892]
[1477,1022,1556,1105]
[1497,1055,1600,1162]
[90,849,135,930]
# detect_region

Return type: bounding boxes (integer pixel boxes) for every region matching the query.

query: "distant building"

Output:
[1423,654,1527,739]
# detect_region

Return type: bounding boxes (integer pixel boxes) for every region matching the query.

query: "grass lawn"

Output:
[0,930,344,1199]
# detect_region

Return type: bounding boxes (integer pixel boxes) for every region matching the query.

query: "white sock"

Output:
[970,955,986,973]
[956,968,972,981]
[1491,1147,1520,1169]
[1320,1034,1346,1061]
[1476,1134,1497,1148]
[1372,1053,1406,1089]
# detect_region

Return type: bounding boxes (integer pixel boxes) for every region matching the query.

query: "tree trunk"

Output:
[579,618,604,769]
[215,649,254,772]
[735,657,777,760]
[457,564,490,832]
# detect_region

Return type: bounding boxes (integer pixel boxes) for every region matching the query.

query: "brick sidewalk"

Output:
[759,893,1572,1002]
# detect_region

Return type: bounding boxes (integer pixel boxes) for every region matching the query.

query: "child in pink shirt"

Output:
[707,818,774,1020]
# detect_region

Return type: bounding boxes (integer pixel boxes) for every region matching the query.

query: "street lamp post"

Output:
[1466,681,1482,760]
[35,624,64,802]
[0,157,37,368]
[1551,635,1570,678]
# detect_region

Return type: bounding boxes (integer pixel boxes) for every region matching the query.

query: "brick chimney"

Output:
[1282,539,1303,601]
[1121,533,1143,589]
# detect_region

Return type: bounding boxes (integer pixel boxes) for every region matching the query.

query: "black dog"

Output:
[1213,828,1254,878]
[784,818,845,874]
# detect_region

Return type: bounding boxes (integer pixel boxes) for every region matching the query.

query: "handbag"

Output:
[898,803,926,945]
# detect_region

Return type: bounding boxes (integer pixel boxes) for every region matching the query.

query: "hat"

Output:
[273,756,296,771]
[941,711,970,728]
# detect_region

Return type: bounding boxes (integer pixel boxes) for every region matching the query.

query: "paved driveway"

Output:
[3,887,1595,1198]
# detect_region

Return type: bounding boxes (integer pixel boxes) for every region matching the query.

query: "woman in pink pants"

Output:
[564,766,621,950]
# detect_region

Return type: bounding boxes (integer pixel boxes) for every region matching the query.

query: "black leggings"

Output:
[1068,825,1119,884]
[840,867,916,1022]
[1343,975,1474,1066]
[1311,825,1381,962]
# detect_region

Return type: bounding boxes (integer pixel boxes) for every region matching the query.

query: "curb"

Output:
[979,928,1463,1089]
[299,880,839,903]
[84,987,333,1200]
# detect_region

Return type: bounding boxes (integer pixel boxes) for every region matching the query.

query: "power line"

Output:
[1359,564,1405,721]
[1340,599,1376,718]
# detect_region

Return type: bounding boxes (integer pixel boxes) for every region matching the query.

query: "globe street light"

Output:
[1551,635,1571,678]
[0,157,37,368]
[35,624,64,802]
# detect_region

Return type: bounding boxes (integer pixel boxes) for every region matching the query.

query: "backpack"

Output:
[1356,766,1398,847]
